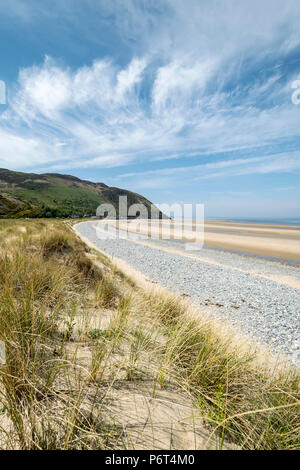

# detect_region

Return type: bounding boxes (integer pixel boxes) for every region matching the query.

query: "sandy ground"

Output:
[74,231,238,449]
[102,219,300,261]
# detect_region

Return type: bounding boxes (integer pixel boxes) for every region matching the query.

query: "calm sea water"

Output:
[205,217,300,226]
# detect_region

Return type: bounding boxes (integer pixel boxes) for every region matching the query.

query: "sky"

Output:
[0,0,300,219]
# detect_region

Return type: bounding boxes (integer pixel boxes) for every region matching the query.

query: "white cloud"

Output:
[115,57,147,102]
[16,57,72,119]
[0,127,66,168]
[0,1,300,178]
[152,59,215,113]
[113,151,300,184]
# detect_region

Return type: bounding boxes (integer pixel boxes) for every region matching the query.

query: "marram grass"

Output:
[0,219,298,450]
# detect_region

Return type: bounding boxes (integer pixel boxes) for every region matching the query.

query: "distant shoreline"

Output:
[200,217,300,227]
[101,218,300,261]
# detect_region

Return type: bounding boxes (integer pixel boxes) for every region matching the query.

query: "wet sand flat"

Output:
[104,219,300,261]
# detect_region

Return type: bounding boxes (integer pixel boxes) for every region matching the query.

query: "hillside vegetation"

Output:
[0,168,155,218]
[0,219,299,450]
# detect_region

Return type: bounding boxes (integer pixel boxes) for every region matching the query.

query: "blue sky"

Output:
[0,0,300,218]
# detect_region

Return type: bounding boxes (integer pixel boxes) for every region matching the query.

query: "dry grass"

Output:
[139,291,300,449]
[0,219,299,450]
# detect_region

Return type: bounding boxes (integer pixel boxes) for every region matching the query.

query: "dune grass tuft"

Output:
[138,290,300,450]
[0,219,298,450]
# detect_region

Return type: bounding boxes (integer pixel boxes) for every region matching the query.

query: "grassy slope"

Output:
[0,169,155,218]
[0,219,299,450]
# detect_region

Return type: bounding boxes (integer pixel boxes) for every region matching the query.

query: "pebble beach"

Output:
[75,220,300,365]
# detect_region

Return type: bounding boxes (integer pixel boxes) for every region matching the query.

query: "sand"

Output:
[75,222,299,369]
[101,219,300,261]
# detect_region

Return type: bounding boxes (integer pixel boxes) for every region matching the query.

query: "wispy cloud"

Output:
[113,151,300,183]
[0,0,300,184]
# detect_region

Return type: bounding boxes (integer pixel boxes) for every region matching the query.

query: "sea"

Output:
[205,217,300,226]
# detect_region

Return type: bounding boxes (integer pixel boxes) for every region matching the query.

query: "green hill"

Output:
[0,168,160,218]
